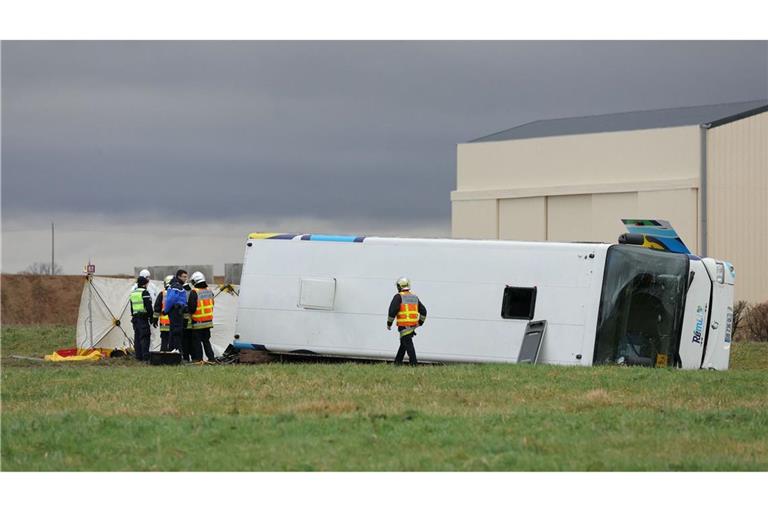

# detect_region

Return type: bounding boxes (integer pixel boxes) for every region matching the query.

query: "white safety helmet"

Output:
[396,276,411,291]
[139,269,151,279]
[190,271,206,285]
[163,275,173,289]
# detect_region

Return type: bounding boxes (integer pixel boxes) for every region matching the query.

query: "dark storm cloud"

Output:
[2,41,767,223]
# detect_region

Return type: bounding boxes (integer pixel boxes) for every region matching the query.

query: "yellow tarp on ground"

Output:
[44,348,111,362]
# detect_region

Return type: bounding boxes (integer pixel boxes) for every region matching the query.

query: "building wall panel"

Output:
[547,195,593,242]
[498,197,546,241]
[591,192,638,244]
[707,112,768,303]
[451,199,497,239]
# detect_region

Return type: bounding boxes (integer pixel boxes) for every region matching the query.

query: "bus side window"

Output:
[501,286,537,320]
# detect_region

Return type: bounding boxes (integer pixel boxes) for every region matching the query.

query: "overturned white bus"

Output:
[233,222,735,369]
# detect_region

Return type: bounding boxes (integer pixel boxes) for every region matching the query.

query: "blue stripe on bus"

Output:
[302,234,365,243]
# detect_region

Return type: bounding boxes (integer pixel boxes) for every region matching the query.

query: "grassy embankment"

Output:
[2,325,767,470]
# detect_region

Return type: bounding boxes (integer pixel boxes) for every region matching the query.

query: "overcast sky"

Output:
[2,41,767,275]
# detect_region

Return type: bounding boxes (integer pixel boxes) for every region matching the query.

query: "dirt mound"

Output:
[1,275,85,325]
[2,274,228,326]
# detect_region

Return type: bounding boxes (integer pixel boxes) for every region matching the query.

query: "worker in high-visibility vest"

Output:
[386,277,427,366]
[152,275,173,351]
[130,276,154,361]
[187,271,216,363]
[182,279,195,362]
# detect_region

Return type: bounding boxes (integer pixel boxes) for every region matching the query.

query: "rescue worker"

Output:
[386,277,427,366]
[164,269,189,353]
[132,268,159,303]
[130,276,154,361]
[152,275,173,351]
[187,271,216,363]
[182,279,195,362]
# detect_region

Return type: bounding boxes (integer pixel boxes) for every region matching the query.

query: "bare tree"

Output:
[744,301,768,342]
[21,262,64,275]
[732,300,749,341]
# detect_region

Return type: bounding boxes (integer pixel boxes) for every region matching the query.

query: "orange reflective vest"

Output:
[158,291,170,332]
[397,291,420,327]
[191,287,214,329]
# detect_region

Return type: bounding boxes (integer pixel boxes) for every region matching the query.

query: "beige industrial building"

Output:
[452,100,768,302]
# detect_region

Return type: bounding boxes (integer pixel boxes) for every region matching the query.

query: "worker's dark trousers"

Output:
[159,330,170,351]
[395,331,417,366]
[182,328,195,361]
[132,316,151,361]
[168,306,185,352]
[193,328,215,362]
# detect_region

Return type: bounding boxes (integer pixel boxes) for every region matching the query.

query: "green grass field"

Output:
[2,325,767,471]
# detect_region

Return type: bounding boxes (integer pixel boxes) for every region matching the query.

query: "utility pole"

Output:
[51,222,55,275]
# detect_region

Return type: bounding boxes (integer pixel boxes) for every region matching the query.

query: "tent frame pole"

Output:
[88,274,94,348]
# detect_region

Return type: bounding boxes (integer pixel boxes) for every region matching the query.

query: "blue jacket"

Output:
[163,283,188,314]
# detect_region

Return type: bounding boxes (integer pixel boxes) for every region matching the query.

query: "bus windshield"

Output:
[593,245,689,367]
